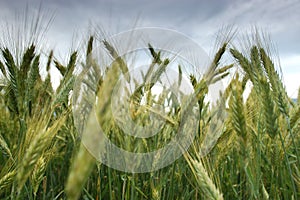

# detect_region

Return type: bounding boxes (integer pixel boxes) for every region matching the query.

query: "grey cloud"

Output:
[1,0,300,56]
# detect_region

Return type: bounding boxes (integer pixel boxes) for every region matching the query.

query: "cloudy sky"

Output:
[1,0,300,97]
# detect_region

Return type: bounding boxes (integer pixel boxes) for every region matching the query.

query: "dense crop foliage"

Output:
[0,30,299,200]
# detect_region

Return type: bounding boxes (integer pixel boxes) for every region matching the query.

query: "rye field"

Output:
[0,16,299,200]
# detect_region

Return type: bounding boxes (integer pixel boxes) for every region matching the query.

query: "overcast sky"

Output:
[1,0,300,97]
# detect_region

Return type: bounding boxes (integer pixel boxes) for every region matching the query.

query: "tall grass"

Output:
[0,21,299,200]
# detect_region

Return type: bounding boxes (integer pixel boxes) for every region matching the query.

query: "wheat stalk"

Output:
[17,111,67,192]
[190,159,223,200]
[0,170,16,192]
[65,144,95,200]
[31,156,46,196]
